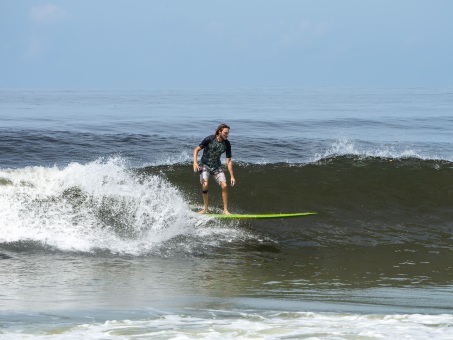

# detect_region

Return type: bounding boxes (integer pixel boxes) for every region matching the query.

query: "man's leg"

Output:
[220,181,230,215]
[199,179,209,214]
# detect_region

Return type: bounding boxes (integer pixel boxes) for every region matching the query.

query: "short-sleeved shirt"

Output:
[199,135,232,170]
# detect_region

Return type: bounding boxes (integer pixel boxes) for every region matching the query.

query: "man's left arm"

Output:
[226,157,236,186]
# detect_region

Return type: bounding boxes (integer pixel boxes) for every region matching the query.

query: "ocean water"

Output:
[1,87,453,339]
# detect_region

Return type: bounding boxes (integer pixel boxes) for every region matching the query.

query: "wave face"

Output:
[158,155,453,248]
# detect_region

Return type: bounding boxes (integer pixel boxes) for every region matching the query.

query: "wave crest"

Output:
[0,157,210,254]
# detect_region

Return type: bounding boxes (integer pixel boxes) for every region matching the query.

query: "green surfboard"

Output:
[206,212,317,219]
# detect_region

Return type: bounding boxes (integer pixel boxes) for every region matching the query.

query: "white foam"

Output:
[1,311,452,339]
[0,157,232,255]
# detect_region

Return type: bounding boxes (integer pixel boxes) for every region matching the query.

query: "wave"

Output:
[0,157,256,255]
[154,154,453,248]
[1,155,453,255]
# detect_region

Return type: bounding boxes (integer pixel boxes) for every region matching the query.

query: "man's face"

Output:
[220,128,230,140]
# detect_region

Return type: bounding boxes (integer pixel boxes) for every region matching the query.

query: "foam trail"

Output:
[0,157,203,254]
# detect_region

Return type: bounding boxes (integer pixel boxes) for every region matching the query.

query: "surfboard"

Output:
[206,212,317,219]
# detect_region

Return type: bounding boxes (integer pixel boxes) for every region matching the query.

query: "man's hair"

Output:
[216,123,230,136]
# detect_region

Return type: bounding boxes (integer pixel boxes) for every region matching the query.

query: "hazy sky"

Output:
[1,0,452,88]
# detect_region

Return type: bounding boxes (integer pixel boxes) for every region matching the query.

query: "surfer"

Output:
[193,123,236,215]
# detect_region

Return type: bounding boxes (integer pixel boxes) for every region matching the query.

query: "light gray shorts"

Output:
[199,165,226,184]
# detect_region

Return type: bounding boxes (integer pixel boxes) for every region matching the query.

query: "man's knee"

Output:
[220,182,228,191]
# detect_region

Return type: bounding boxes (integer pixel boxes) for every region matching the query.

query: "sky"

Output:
[1,0,452,88]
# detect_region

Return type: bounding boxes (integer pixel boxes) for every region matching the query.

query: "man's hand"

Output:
[230,177,236,186]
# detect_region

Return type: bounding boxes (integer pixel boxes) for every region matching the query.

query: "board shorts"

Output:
[199,165,226,184]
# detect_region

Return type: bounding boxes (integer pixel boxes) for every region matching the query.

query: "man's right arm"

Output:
[193,146,202,172]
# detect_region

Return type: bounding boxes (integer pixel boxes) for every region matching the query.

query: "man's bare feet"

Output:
[223,210,231,215]
[198,209,208,214]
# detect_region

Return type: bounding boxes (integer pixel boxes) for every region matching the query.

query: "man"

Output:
[193,123,236,214]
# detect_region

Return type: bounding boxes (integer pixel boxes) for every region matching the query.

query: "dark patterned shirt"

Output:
[199,135,232,170]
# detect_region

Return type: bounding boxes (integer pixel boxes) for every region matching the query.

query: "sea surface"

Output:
[1,87,453,339]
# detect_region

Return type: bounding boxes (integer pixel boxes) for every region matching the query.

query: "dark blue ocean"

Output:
[1,88,453,338]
